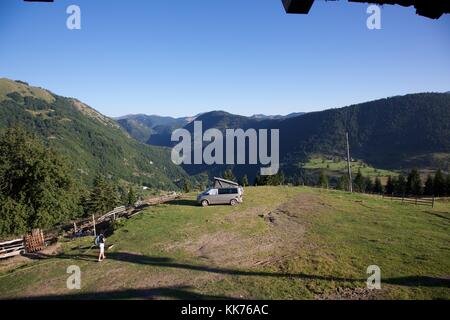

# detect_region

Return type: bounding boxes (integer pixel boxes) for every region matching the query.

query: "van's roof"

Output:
[213,177,239,186]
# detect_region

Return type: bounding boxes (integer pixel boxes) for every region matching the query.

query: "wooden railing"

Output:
[0,193,181,259]
[382,194,435,208]
[71,192,181,235]
[0,238,25,259]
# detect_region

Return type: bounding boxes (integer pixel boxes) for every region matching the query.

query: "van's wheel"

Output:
[230,199,237,206]
[201,200,209,207]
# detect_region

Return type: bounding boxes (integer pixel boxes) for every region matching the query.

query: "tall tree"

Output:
[223,169,236,181]
[385,176,395,195]
[353,170,366,193]
[87,175,120,215]
[424,174,434,196]
[241,175,249,187]
[318,170,329,189]
[395,174,407,196]
[183,178,191,193]
[365,177,373,193]
[446,174,450,197]
[433,169,446,197]
[407,169,423,196]
[127,186,137,207]
[373,177,383,194]
[268,171,285,186]
[0,127,81,236]
[337,175,349,191]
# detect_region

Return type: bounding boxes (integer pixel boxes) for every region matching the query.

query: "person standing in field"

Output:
[97,233,106,262]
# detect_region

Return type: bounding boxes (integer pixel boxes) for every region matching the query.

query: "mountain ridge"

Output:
[0,78,190,190]
[122,93,450,181]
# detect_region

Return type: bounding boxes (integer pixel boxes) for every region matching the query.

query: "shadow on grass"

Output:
[424,210,450,222]
[29,251,450,299]
[17,285,234,300]
[384,276,450,288]
[165,199,199,207]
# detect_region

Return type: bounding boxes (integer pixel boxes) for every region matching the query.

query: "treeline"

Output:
[0,128,141,237]
[232,167,450,198]
[223,169,285,187]
[334,169,450,197]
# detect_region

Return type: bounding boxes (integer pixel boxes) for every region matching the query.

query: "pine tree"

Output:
[223,169,236,181]
[395,174,407,196]
[318,170,329,189]
[353,170,366,193]
[446,174,450,197]
[87,175,120,215]
[373,177,383,194]
[268,171,285,186]
[364,177,373,193]
[127,186,137,207]
[407,169,423,196]
[241,175,249,187]
[183,179,191,193]
[385,176,395,195]
[424,174,434,196]
[433,169,446,197]
[337,175,349,191]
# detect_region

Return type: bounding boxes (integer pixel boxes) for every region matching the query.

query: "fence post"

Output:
[92,214,96,237]
[432,196,435,208]
[415,197,418,205]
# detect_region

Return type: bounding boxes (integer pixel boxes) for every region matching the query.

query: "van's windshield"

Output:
[203,189,217,196]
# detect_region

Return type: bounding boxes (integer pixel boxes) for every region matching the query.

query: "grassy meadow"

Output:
[0,186,448,300]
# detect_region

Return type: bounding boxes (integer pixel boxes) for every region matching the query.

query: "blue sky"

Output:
[0,0,449,117]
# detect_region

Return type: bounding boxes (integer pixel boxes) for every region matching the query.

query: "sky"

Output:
[0,0,449,118]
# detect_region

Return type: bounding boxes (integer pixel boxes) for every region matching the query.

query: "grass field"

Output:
[0,187,449,300]
[304,157,397,181]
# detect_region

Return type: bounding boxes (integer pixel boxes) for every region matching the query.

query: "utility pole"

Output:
[346,132,353,193]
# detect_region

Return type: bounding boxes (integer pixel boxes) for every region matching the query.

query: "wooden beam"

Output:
[282,0,315,14]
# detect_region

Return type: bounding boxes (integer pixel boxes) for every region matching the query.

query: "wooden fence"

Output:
[0,229,46,259]
[70,192,181,235]
[382,194,435,208]
[0,238,25,259]
[0,193,181,259]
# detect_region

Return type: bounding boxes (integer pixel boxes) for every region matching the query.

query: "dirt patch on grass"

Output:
[0,243,62,274]
[165,193,325,268]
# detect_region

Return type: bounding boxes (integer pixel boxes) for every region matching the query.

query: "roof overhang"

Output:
[282,0,315,14]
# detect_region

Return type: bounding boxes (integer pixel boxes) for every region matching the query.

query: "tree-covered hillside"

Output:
[0,78,189,190]
[277,93,450,169]
[116,114,191,145]
[133,93,450,181]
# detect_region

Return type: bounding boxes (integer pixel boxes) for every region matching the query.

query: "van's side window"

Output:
[218,188,238,195]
